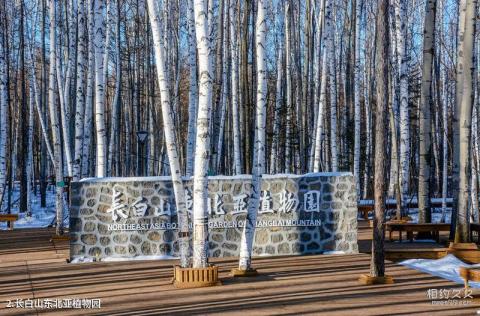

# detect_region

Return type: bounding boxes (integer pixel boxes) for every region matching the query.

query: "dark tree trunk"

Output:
[371,0,390,278]
[19,0,28,214]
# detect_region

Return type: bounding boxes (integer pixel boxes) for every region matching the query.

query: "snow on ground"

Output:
[70,255,179,263]
[358,207,452,224]
[0,185,69,230]
[359,198,454,205]
[322,251,347,255]
[400,254,480,288]
[80,172,354,183]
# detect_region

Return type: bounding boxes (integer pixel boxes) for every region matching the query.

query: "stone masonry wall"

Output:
[69,173,358,261]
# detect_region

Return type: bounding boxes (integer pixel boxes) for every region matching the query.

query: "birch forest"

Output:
[0,0,479,268]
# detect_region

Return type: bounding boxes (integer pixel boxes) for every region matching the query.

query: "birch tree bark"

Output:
[238,0,267,271]
[329,12,338,172]
[27,84,34,215]
[353,0,362,194]
[49,0,65,235]
[418,0,437,224]
[74,0,87,181]
[215,0,229,174]
[394,0,410,216]
[108,0,122,177]
[147,0,190,268]
[61,0,77,178]
[230,0,242,174]
[186,0,198,177]
[192,0,213,269]
[93,0,107,177]
[284,2,292,173]
[82,2,95,177]
[313,0,330,173]
[454,0,477,242]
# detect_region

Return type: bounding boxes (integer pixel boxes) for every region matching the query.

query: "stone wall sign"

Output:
[69,173,358,261]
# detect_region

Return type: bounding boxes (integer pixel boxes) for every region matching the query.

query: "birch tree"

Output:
[454,0,477,242]
[238,0,267,271]
[147,0,190,268]
[93,0,107,177]
[74,0,87,181]
[215,0,229,173]
[313,0,330,173]
[230,0,241,174]
[394,0,410,216]
[192,0,213,269]
[49,0,65,235]
[353,0,362,193]
[329,9,338,172]
[108,0,122,176]
[186,0,198,177]
[418,0,437,224]
[82,2,95,177]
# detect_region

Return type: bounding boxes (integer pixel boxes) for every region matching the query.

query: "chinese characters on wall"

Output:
[108,184,322,222]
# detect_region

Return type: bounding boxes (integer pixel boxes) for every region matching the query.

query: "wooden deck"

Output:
[0,224,479,315]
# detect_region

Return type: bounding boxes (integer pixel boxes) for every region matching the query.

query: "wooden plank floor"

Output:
[0,225,479,315]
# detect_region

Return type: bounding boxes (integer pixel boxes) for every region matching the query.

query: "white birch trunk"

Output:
[26,41,55,166]
[192,0,213,269]
[418,0,436,223]
[74,0,87,181]
[49,0,65,235]
[329,26,338,172]
[313,0,330,173]
[147,0,190,268]
[284,2,292,173]
[186,0,198,177]
[108,0,121,177]
[215,1,229,173]
[82,3,95,177]
[395,0,410,215]
[353,0,362,193]
[62,0,77,177]
[93,0,107,177]
[441,68,448,221]
[230,0,241,174]
[454,0,476,241]
[27,85,34,215]
[309,0,324,172]
[238,0,267,271]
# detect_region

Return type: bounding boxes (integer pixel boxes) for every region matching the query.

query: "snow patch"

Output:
[323,251,347,255]
[70,255,178,263]
[78,172,353,183]
[0,186,68,230]
[400,254,480,288]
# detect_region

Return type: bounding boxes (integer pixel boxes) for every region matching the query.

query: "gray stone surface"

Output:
[70,173,358,260]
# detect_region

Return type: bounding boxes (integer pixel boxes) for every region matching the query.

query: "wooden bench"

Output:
[0,214,19,230]
[386,222,450,243]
